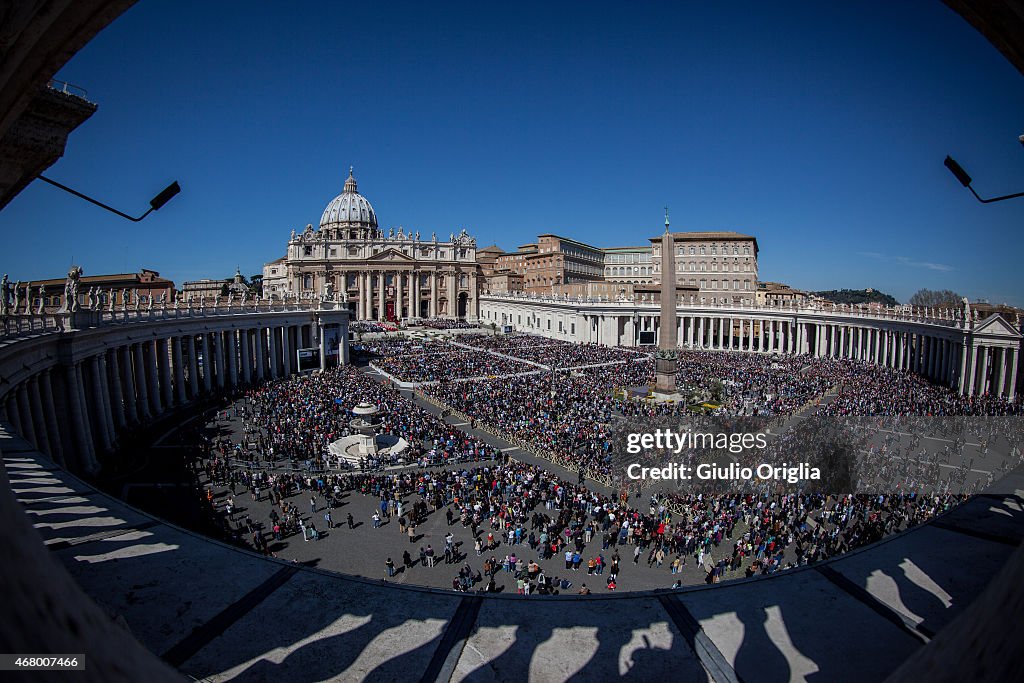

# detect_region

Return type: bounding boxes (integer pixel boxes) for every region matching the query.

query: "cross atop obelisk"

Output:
[654,207,678,395]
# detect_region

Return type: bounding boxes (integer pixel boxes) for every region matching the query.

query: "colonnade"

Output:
[484,299,1022,400]
[0,310,349,476]
[313,268,477,322]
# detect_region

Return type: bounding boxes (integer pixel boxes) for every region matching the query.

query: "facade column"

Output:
[979,346,991,395]
[966,345,977,396]
[253,328,265,381]
[66,362,97,473]
[1008,348,1019,400]
[134,343,152,419]
[15,383,37,449]
[396,271,404,320]
[201,333,213,392]
[717,317,725,349]
[411,270,419,319]
[269,327,280,378]
[96,354,117,448]
[377,272,386,321]
[995,348,1007,398]
[40,369,65,467]
[173,336,187,404]
[447,271,457,318]
[108,349,127,429]
[187,335,201,398]
[240,328,252,384]
[120,346,138,424]
[158,338,173,409]
[90,355,114,453]
[27,376,52,456]
[146,341,161,415]
[227,330,239,387]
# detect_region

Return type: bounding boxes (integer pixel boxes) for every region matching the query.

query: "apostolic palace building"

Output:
[262,169,481,322]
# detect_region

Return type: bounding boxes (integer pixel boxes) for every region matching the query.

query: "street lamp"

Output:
[38,175,181,221]
[943,155,1024,204]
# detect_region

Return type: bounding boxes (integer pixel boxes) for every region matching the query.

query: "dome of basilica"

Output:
[319,167,378,231]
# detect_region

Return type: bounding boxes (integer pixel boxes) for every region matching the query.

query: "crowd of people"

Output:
[185,330,1023,594]
[372,350,535,382]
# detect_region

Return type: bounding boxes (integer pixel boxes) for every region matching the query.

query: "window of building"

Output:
[303,246,312,256]
[700,279,706,288]
[744,247,750,255]
[700,246,705,255]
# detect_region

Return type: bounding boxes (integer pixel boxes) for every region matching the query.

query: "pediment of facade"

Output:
[973,313,1021,338]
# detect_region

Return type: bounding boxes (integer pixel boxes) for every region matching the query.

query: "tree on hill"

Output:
[908,288,961,308]
[812,288,898,306]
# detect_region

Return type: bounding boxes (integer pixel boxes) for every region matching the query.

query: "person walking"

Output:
[347,513,355,529]
[386,557,396,577]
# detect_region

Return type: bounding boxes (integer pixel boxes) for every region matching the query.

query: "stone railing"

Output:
[0,297,335,341]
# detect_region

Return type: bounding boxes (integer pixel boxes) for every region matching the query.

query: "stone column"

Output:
[15,383,37,449]
[267,327,279,377]
[226,330,239,387]
[40,369,65,467]
[27,376,51,456]
[995,348,1007,398]
[94,354,116,449]
[201,333,213,392]
[146,341,162,415]
[378,272,387,321]
[172,337,187,404]
[158,338,173,409]
[447,271,457,318]
[410,270,419,319]
[210,331,223,389]
[430,272,439,318]
[469,270,478,320]
[318,323,327,371]
[108,349,126,429]
[1008,348,1019,400]
[396,271,404,320]
[134,343,152,420]
[965,345,977,396]
[120,346,138,424]
[240,329,252,384]
[66,362,98,474]
[187,335,200,398]
[979,346,990,395]
[254,328,266,381]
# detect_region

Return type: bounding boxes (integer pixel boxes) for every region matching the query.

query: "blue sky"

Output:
[1,1,1021,304]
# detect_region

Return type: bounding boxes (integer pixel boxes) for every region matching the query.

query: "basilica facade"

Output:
[262,169,480,321]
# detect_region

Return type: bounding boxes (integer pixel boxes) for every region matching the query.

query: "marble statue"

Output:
[323,280,335,302]
[147,293,154,311]
[133,289,141,312]
[415,230,420,241]
[122,288,131,311]
[36,285,46,314]
[108,288,116,312]
[63,267,82,312]
[432,232,437,241]
[0,274,9,316]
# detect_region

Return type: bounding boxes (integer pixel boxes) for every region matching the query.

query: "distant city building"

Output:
[263,169,480,321]
[181,268,251,302]
[26,268,173,310]
[486,272,525,294]
[494,233,604,293]
[602,245,653,284]
[651,231,759,306]
[756,281,807,306]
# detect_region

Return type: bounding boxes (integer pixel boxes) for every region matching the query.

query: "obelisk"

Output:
[654,208,678,395]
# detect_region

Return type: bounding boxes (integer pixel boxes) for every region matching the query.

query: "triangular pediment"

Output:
[973,313,1022,338]
[366,248,417,263]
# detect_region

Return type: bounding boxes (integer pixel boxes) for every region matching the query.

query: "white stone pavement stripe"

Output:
[657,594,743,683]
